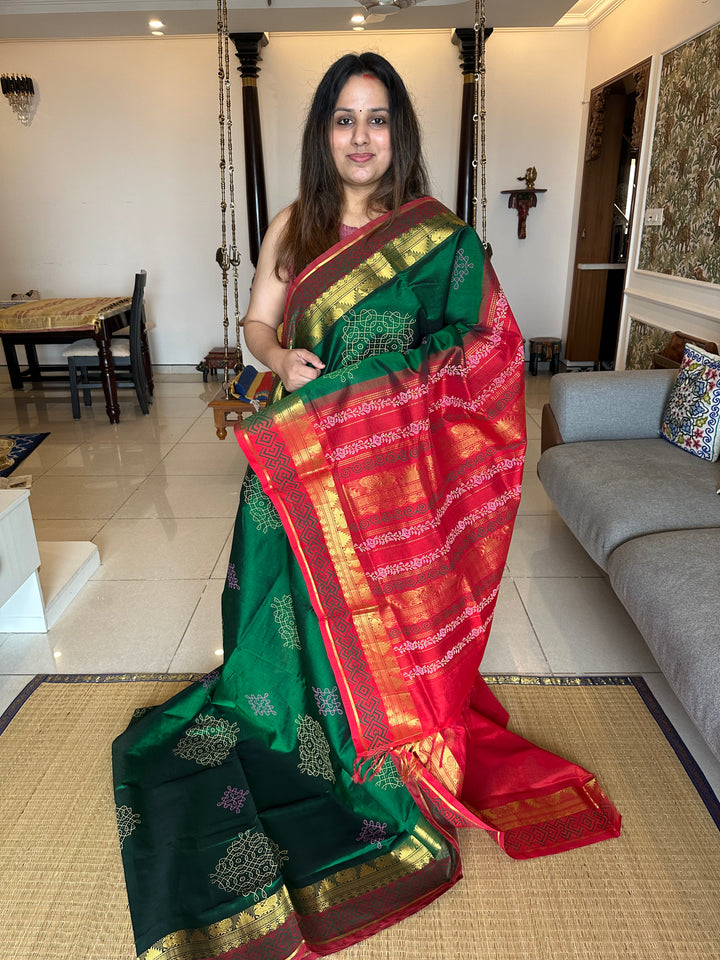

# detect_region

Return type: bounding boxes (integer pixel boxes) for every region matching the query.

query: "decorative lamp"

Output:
[1,74,36,126]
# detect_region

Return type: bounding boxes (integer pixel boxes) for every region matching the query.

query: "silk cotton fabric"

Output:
[113,197,620,960]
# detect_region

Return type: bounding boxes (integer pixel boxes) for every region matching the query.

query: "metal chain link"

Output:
[472,0,488,248]
[216,0,242,395]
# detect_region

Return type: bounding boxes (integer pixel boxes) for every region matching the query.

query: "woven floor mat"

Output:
[0,676,718,960]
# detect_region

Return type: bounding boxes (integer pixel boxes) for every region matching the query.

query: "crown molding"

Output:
[557,0,627,28]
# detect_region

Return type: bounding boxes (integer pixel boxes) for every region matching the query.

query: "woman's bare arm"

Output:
[243,208,325,392]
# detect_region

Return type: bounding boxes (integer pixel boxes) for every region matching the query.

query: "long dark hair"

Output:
[276,52,429,277]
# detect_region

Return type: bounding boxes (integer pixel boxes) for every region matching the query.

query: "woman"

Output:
[113,53,620,960]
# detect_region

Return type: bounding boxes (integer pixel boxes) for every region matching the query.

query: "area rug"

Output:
[1,675,718,960]
[0,432,49,477]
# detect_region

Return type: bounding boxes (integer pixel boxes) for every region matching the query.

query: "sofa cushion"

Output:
[607,528,720,762]
[660,343,720,461]
[537,437,720,569]
[550,369,677,442]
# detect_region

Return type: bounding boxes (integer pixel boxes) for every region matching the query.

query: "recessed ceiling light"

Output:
[353,25,365,31]
[152,31,165,36]
[149,19,164,29]
[351,13,366,22]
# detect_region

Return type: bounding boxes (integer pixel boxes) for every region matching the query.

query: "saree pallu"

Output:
[113,197,620,960]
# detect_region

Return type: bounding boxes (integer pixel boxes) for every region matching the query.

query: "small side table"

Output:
[529,337,562,375]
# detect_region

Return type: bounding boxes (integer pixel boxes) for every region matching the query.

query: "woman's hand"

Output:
[275,348,325,392]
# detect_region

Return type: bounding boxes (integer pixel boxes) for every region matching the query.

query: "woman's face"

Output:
[330,73,392,196]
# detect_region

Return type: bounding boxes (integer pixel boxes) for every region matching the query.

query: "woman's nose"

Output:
[352,122,369,145]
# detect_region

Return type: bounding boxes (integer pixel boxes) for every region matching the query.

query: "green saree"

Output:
[113,197,619,960]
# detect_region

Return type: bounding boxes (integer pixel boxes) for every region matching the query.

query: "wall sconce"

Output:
[1,74,36,126]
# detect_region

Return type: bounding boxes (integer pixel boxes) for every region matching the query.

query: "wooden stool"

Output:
[529,337,562,375]
[197,347,241,382]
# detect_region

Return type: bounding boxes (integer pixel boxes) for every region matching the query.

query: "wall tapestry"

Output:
[625,318,673,369]
[637,23,720,284]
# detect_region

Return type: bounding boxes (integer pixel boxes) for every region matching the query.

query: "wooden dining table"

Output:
[0,296,133,424]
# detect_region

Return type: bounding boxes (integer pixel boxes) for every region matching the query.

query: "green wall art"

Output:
[638,24,720,284]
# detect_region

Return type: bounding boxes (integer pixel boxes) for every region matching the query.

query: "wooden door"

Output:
[565,61,650,364]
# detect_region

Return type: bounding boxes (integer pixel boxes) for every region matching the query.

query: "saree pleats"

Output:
[113,198,619,960]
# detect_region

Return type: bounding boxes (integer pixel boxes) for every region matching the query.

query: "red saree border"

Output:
[240,419,394,755]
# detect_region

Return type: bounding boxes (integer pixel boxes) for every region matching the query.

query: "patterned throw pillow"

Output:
[660,343,720,461]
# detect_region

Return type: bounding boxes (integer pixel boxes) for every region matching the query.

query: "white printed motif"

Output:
[296,714,336,783]
[451,247,474,290]
[245,693,277,717]
[365,487,521,582]
[173,714,240,768]
[116,804,141,850]
[210,829,288,901]
[243,472,282,533]
[272,594,301,650]
[342,308,415,364]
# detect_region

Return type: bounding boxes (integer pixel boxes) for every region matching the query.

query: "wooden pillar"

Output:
[451,27,492,226]
[229,32,269,268]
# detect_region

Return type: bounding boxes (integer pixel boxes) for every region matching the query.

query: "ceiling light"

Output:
[353,26,365,31]
[152,31,164,36]
[351,13,366,22]
[149,19,164,29]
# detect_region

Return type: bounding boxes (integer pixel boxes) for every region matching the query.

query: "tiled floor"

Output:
[1,366,719,796]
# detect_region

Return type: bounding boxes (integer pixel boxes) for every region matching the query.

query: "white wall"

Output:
[484,27,588,344]
[0,26,589,367]
[583,0,720,366]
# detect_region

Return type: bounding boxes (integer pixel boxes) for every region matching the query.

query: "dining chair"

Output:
[62,270,153,419]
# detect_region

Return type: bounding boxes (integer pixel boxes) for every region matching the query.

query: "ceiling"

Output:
[0,1,618,41]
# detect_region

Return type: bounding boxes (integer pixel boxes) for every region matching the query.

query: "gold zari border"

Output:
[291,831,437,914]
[138,827,443,960]
[295,212,463,350]
[474,778,604,831]
[140,887,294,960]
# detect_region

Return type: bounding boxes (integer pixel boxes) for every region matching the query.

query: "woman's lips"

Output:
[348,153,373,162]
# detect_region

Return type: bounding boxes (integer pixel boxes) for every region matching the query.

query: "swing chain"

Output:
[472,0,488,249]
[216,0,243,396]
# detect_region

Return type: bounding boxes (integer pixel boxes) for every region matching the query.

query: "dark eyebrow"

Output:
[332,106,390,114]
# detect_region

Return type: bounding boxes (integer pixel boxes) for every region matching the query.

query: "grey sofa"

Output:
[537,369,720,761]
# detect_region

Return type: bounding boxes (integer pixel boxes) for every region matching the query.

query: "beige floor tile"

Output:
[482,579,549,675]
[43,580,206,672]
[152,379,218,400]
[91,517,234,580]
[3,418,103,443]
[0,633,58,675]
[143,395,209,419]
[211,531,234,579]
[0,675,35,715]
[178,411,248,444]
[46,441,175,477]
[115,475,241,518]
[151,442,247,477]
[27,474,145,519]
[525,411,541,441]
[514,576,659,674]
[85,417,198,444]
[12,441,81,477]
[506,514,604,578]
[31,518,107,541]
[169,579,225,673]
